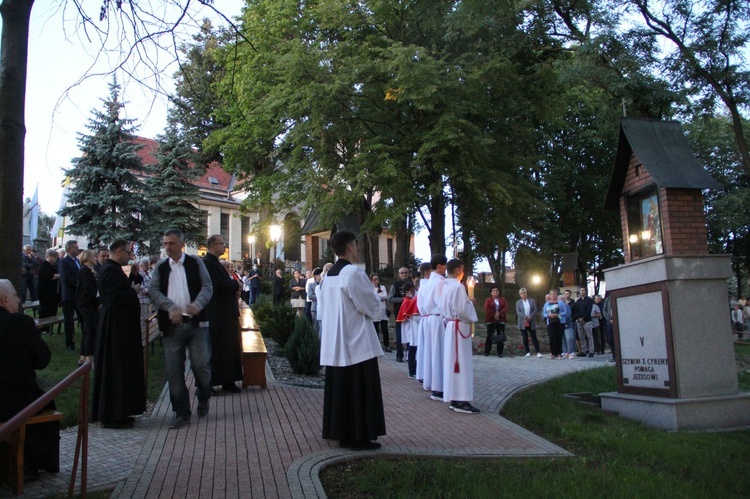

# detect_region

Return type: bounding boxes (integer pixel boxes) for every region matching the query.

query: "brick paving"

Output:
[5,352,611,498]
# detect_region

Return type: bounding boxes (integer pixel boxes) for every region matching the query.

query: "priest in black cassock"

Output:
[203,234,243,393]
[92,239,146,429]
[0,279,60,477]
[318,231,385,451]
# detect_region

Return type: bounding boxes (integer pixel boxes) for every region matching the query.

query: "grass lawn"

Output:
[321,345,750,498]
[32,312,166,428]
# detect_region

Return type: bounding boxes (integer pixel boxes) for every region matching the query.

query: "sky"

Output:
[8,1,445,266]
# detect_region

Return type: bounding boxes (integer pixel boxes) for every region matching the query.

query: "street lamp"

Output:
[270,224,282,273]
[532,274,541,303]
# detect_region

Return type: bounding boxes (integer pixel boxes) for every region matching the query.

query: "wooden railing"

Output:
[0,362,92,498]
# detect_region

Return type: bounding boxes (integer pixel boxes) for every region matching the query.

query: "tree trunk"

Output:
[428,188,446,256]
[0,0,34,292]
[393,215,408,276]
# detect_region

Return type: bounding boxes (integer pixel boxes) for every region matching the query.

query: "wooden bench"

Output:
[35,315,64,335]
[240,308,267,389]
[1,409,64,495]
[21,301,40,317]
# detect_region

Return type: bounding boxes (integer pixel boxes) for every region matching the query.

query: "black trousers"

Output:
[62,300,78,348]
[395,322,403,360]
[407,345,417,376]
[484,323,505,355]
[373,320,389,348]
[546,321,564,356]
[521,327,540,354]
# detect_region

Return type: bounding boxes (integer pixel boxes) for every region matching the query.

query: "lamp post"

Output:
[247,235,256,263]
[270,224,282,273]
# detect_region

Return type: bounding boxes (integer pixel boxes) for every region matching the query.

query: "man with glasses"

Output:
[150,228,214,429]
[92,239,146,429]
[203,234,243,394]
[388,267,411,362]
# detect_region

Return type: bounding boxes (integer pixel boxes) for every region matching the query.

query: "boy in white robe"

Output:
[414,263,431,382]
[417,255,447,400]
[319,231,385,450]
[439,259,480,414]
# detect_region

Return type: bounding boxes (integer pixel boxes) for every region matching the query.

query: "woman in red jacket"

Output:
[484,285,507,357]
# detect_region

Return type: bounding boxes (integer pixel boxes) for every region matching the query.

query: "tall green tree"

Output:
[143,120,207,254]
[59,79,145,246]
[630,0,750,177]
[686,114,750,295]
[170,19,233,165]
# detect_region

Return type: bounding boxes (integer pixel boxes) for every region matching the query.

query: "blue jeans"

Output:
[563,327,576,355]
[162,324,212,417]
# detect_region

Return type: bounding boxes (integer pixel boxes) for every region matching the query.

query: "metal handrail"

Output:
[0,361,91,498]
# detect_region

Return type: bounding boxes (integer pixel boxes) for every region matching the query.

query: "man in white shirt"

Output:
[439,259,479,413]
[319,231,385,451]
[149,229,213,429]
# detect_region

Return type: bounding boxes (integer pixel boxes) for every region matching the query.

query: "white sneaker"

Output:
[525,352,531,358]
[537,353,543,358]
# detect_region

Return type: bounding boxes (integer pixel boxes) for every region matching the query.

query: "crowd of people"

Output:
[9,233,743,468]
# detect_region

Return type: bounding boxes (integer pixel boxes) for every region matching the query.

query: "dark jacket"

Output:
[484,296,508,324]
[58,255,80,302]
[574,296,595,322]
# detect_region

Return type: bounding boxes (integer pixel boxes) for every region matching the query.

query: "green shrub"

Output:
[256,303,296,348]
[284,317,321,375]
[251,294,275,337]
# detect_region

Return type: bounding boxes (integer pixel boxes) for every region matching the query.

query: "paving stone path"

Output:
[7,352,611,498]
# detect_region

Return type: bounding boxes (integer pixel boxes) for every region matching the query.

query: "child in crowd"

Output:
[397,282,420,378]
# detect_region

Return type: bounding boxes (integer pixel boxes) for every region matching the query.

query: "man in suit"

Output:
[203,234,243,394]
[149,228,213,429]
[516,287,541,358]
[58,240,80,351]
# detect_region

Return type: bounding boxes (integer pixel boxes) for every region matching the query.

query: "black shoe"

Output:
[588,353,595,358]
[384,347,393,353]
[197,399,209,417]
[223,383,242,393]
[23,466,40,481]
[483,353,489,356]
[66,344,77,351]
[340,440,382,451]
[102,419,134,429]
[396,357,404,363]
[169,414,190,429]
[430,391,443,401]
[450,401,480,414]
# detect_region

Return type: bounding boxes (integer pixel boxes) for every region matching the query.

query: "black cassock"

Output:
[203,253,243,386]
[92,259,146,424]
[0,308,60,472]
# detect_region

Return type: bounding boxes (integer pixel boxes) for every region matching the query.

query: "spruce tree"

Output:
[59,78,146,246]
[143,119,207,253]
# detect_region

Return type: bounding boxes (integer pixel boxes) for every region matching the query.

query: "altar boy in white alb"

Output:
[319,231,386,450]
[439,259,480,414]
